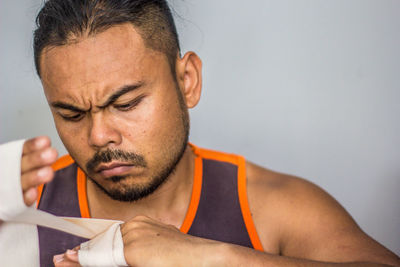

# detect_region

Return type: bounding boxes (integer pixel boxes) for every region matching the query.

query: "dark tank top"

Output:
[37,144,263,266]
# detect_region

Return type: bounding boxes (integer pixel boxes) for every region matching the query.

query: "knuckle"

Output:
[134,215,149,220]
[37,166,54,180]
[40,147,57,162]
[23,140,33,150]
[126,220,141,229]
[23,148,57,172]
[22,167,53,190]
[23,136,50,154]
[34,136,50,149]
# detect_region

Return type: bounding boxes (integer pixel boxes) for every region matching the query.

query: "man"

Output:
[14,0,400,266]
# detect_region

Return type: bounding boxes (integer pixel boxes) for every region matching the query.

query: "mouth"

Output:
[95,162,136,178]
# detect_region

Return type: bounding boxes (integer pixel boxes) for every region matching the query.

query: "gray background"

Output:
[1,0,399,255]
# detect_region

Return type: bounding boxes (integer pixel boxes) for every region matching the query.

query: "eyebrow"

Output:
[97,82,143,109]
[51,102,86,113]
[50,82,143,112]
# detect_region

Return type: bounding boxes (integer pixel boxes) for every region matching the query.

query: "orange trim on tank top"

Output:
[191,144,264,251]
[36,184,44,208]
[180,154,203,233]
[52,155,74,170]
[237,156,264,251]
[37,145,263,250]
[77,167,90,218]
[191,145,241,165]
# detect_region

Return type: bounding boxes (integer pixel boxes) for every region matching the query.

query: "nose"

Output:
[87,113,122,148]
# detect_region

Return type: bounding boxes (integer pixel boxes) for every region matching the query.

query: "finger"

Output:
[64,249,79,262]
[22,136,51,155]
[53,253,80,267]
[23,187,38,206]
[21,166,54,192]
[21,147,58,173]
[53,254,64,265]
[22,166,54,206]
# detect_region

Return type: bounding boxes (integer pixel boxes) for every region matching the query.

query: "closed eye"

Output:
[59,112,84,122]
[114,95,146,111]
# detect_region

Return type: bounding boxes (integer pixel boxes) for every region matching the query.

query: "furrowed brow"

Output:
[97,83,143,109]
[51,102,86,113]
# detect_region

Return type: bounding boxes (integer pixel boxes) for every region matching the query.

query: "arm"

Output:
[244,162,400,266]
[56,164,400,266]
[56,211,399,267]
[215,244,398,267]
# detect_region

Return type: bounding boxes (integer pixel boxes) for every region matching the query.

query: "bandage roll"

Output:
[79,222,128,267]
[0,140,128,267]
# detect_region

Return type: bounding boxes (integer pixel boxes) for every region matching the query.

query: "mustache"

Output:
[86,149,147,173]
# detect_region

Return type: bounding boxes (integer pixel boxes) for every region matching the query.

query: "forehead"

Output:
[40,23,160,94]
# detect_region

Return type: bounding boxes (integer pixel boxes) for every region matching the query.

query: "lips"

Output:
[95,162,135,177]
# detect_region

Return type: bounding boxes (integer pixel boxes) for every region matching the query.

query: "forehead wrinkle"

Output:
[41,24,167,113]
[50,85,94,112]
[44,61,145,113]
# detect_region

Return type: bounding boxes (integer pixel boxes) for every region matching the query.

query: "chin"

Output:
[89,173,169,202]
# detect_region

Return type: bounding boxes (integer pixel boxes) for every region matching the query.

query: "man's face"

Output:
[40,23,189,202]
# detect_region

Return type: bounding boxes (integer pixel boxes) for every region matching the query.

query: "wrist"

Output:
[202,241,274,267]
[201,241,235,267]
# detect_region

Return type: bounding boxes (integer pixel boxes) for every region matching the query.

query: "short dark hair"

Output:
[33,0,180,77]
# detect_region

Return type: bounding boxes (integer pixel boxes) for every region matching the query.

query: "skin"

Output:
[21,136,57,206]
[18,23,400,266]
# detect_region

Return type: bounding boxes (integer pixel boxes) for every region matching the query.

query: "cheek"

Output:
[143,97,185,153]
[54,117,81,143]
[112,94,183,152]
[110,97,167,137]
[53,117,90,162]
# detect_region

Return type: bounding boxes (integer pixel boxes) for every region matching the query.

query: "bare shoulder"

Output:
[245,161,400,265]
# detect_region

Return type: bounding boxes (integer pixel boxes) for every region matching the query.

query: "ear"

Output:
[175,51,202,109]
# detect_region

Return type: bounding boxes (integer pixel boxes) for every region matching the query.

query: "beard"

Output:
[84,134,188,202]
[82,89,190,203]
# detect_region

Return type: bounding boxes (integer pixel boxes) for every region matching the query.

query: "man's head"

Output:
[34,0,202,202]
[34,0,180,78]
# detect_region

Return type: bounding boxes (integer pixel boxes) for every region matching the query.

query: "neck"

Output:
[86,145,196,227]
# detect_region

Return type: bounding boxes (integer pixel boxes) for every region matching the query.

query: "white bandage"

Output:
[0,140,27,220]
[79,222,127,267]
[0,140,128,267]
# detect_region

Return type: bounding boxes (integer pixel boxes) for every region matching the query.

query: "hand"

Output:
[121,215,221,267]
[54,216,223,267]
[21,136,57,206]
[53,248,80,267]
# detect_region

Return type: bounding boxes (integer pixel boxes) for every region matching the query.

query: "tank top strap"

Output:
[186,144,263,250]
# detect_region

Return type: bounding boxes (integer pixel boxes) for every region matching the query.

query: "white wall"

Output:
[1,0,399,255]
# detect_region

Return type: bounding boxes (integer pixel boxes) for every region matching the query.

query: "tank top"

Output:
[37,144,263,266]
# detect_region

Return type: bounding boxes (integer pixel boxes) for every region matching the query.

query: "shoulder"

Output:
[245,161,400,263]
[245,161,346,222]
[244,161,343,253]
